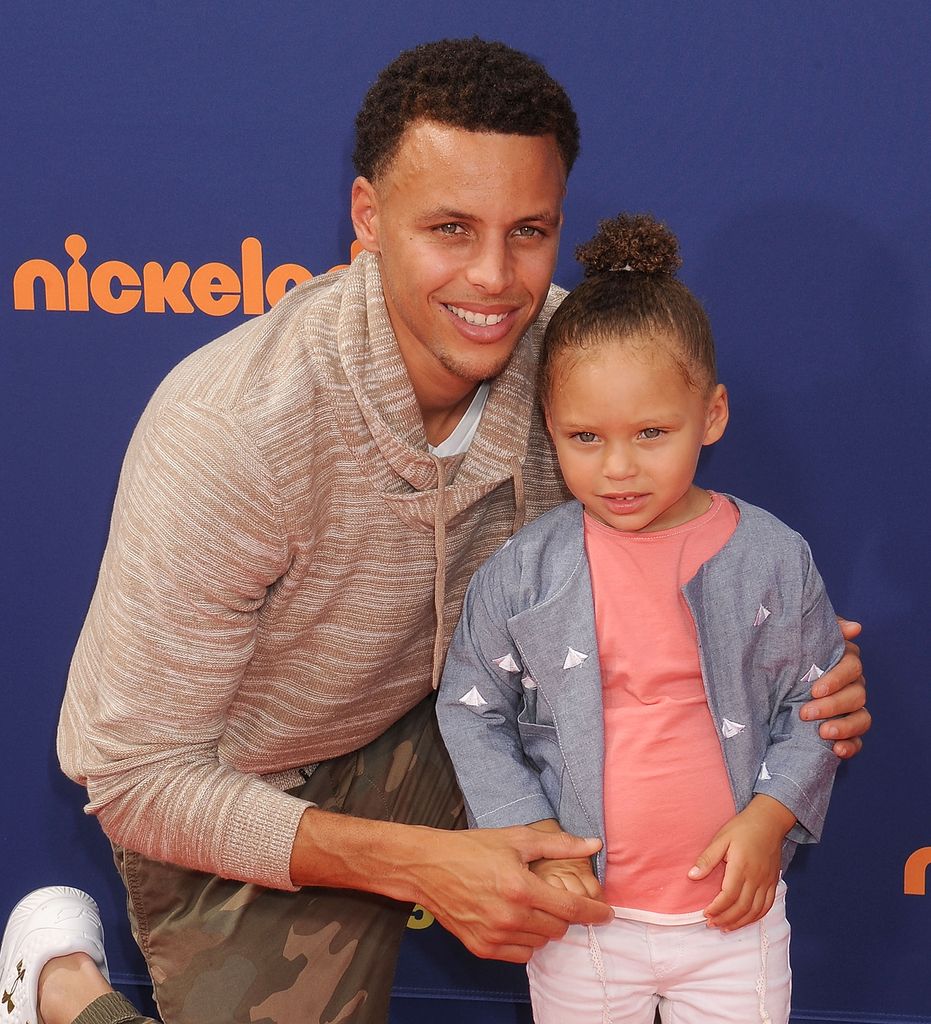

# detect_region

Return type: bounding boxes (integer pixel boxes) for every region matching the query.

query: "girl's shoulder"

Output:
[468,499,586,599]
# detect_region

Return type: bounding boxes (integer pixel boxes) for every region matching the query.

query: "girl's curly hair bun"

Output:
[575,213,682,278]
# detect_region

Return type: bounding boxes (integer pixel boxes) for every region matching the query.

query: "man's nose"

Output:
[465,238,514,294]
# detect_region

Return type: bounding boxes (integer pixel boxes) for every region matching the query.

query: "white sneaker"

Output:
[0,886,109,1024]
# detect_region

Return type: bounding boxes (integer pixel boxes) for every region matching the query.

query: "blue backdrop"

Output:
[3,3,929,1022]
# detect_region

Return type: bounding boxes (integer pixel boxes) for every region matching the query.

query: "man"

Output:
[9,38,868,1024]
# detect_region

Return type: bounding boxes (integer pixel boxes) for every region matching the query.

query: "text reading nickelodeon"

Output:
[13,236,363,316]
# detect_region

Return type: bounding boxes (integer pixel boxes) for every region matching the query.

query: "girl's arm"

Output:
[689,535,845,931]
[687,795,795,931]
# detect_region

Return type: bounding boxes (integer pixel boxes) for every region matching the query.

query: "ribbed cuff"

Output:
[73,991,156,1024]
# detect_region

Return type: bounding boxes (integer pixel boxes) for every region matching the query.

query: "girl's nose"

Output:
[602,445,636,481]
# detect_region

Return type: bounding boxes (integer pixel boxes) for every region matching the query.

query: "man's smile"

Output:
[443,303,511,327]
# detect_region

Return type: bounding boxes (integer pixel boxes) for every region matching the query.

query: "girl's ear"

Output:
[350,176,381,254]
[702,384,730,446]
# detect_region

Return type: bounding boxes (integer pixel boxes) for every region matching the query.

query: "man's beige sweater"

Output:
[58,252,568,890]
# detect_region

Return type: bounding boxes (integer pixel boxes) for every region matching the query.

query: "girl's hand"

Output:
[530,856,603,899]
[687,796,796,931]
[525,817,604,900]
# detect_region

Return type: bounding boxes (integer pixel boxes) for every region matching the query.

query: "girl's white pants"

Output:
[527,883,791,1024]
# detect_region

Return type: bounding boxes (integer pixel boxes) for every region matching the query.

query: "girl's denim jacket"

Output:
[437,495,844,884]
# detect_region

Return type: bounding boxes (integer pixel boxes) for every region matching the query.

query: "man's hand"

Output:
[289,809,612,964]
[415,825,612,962]
[800,618,870,758]
[688,795,795,932]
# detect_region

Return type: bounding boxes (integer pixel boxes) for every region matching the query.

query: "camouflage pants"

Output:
[91,694,464,1024]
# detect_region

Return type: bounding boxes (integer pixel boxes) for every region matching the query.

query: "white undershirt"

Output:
[427,382,490,457]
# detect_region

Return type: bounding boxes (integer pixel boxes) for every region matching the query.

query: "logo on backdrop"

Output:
[407,904,436,930]
[904,847,931,895]
[12,235,363,316]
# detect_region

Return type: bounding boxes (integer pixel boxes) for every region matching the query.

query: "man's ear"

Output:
[350,176,381,253]
[702,383,730,446]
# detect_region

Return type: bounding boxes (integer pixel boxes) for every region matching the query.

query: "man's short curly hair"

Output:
[353,38,580,182]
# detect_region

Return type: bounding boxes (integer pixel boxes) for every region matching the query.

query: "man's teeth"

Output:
[445,304,508,326]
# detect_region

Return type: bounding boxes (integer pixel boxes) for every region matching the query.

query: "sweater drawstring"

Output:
[431,456,448,689]
[431,455,526,689]
[510,455,527,534]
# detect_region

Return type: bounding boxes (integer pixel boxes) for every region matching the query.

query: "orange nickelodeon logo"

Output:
[13,235,363,316]
[904,847,931,895]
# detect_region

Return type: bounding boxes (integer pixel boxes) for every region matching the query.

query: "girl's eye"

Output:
[639,428,664,440]
[575,432,597,443]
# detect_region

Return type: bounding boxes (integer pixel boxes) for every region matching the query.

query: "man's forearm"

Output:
[288,806,440,902]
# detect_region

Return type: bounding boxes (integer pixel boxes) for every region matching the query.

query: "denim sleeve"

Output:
[436,563,557,830]
[752,541,846,843]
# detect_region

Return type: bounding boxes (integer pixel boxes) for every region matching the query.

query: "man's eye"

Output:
[514,225,542,238]
[639,428,664,439]
[436,223,463,235]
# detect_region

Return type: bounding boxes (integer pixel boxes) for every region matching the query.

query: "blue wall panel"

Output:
[3,2,929,1020]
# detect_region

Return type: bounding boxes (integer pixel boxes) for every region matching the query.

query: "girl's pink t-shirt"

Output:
[583,491,740,915]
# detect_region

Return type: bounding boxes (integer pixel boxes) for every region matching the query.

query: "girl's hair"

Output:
[538,213,716,404]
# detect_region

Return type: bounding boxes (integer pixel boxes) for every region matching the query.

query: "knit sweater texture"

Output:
[58,252,568,890]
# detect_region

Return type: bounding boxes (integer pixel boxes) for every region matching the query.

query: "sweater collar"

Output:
[334,251,543,500]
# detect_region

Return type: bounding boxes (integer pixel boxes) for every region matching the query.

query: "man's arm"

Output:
[801,618,869,758]
[58,398,307,890]
[288,808,611,962]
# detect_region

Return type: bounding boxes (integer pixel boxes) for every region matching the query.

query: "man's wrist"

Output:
[288,806,440,903]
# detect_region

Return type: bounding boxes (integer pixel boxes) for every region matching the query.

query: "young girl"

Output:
[436,214,844,1023]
